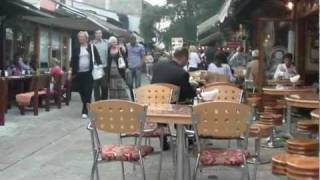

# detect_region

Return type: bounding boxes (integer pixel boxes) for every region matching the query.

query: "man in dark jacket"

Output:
[151,47,196,150]
[151,47,196,102]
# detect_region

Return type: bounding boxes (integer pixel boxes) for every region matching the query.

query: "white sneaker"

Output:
[82,114,88,119]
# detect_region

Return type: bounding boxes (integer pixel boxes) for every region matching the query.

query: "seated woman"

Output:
[273,53,297,80]
[207,52,235,82]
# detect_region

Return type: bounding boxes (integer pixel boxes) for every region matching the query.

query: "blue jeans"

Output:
[126,68,141,89]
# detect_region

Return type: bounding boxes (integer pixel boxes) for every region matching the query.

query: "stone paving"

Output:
[0,91,286,180]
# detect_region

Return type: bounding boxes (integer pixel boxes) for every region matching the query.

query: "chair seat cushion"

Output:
[16,90,47,105]
[125,127,171,138]
[101,144,154,161]
[200,148,249,166]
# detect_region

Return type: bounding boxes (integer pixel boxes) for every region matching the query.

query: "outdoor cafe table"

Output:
[285,94,319,137]
[262,86,316,96]
[147,104,192,180]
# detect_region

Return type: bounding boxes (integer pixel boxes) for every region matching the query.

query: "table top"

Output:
[5,75,33,80]
[263,86,316,96]
[147,104,192,125]
[285,94,319,108]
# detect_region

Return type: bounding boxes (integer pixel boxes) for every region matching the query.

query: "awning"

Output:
[52,1,130,37]
[22,16,102,31]
[197,15,219,36]
[218,0,232,23]
[199,31,223,45]
[197,0,232,36]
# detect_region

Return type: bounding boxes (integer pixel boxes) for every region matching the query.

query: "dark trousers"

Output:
[77,72,93,114]
[188,67,198,72]
[93,67,108,101]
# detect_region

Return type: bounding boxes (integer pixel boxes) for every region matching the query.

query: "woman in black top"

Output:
[70,31,101,118]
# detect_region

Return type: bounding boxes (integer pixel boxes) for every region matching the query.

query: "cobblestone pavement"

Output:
[0,78,285,180]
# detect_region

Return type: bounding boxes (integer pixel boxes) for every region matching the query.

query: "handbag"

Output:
[91,44,105,80]
[118,49,126,69]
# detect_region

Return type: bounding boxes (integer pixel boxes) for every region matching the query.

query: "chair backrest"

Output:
[29,74,50,91]
[193,102,251,138]
[205,72,229,84]
[89,100,146,134]
[154,83,180,103]
[203,84,243,103]
[134,84,173,105]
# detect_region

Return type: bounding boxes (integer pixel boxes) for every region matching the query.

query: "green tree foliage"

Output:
[140,0,224,47]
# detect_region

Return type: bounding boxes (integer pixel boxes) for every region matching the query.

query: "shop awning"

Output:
[197,0,232,37]
[199,31,223,45]
[197,15,219,36]
[218,0,232,23]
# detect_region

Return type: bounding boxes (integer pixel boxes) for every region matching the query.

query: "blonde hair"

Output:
[189,45,198,53]
[77,31,89,40]
[108,36,118,44]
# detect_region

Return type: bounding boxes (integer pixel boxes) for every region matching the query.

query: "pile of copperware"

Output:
[272,138,319,179]
[286,138,318,156]
[259,106,283,126]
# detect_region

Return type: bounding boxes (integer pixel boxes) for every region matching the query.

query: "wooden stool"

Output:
[286,139,318,156]
[272,153,289,175]
[286,155,319,180]
[259,113,283,126]
[296,120,318,137]
[248,123,273,164]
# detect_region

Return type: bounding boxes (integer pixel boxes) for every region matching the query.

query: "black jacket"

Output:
[70,44,102,75]
[151,60,196,102]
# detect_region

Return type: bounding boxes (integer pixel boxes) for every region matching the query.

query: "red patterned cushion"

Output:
[126,127,171,138]
[101,144,154,161]
[200,148,249,166]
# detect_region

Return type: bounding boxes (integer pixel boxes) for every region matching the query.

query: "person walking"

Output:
[106,36,129,100]
[92,30,108,101]
[188,45,201,72]
[126,35,145,97]
[70,31,101,119]
[144,51,154,79]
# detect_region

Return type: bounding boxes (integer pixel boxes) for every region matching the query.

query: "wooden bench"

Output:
[16,74,50,115]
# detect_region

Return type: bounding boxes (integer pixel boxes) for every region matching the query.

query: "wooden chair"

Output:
[154,83,180,104]
[132,84,173,180]
[88,100,154,180]
[205,72,229,84]
[16,74,50,115]
[0,78,7,125]
[202,84,243,103]
[192,102,253,180]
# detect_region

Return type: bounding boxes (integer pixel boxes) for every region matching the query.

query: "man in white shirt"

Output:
[273,53,297,80]
[188,46,201,71]
[92,30,108,100]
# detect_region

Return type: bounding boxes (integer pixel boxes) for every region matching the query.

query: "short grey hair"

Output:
[78,31,89,40]
[108,36,118,44]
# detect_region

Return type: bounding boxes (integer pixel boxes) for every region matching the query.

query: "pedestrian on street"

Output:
[70,31,101,119]
[107,36,129,100]
[92,30,108,101]
[126,35,145,98]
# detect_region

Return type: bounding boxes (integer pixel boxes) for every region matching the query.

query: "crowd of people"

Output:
[68,29,299,121]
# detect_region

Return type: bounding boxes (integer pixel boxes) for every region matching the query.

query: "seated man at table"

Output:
[273,53,297,80]
[151,47,196,102]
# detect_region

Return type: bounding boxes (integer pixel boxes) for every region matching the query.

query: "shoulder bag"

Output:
[91,44,105,80]
[118,48,126,69]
